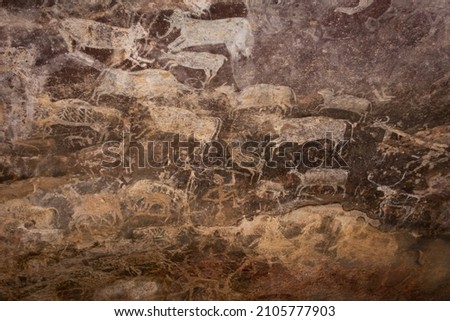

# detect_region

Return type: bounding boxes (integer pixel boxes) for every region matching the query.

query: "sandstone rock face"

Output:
[0,0,449,300]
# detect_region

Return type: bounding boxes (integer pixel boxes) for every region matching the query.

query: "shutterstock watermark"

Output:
[101,132,350,170]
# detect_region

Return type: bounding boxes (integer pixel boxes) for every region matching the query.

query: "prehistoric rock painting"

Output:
[0,0,449,300]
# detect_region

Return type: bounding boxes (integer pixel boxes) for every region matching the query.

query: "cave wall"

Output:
[0,0,449,300]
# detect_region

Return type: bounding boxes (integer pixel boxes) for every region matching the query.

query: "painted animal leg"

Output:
[91,88,105,105]
[168,36,187,52]
[276,198,283,213]
[203,69,212,86]
[59,31,75,52]
[359,112,367,123]
[295,185,304,196]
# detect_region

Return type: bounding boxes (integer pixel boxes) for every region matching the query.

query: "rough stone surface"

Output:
[0,0,449,300]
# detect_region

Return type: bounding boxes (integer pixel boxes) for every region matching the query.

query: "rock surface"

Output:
[0,0,449,300]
